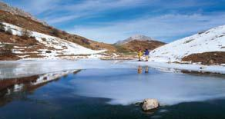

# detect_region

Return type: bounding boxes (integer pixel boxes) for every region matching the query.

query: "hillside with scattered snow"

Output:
[0,22,105,60]
[150,25,225,63]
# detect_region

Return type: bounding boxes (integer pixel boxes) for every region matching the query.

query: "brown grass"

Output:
[0,10,116,51]
[182,52,225,65]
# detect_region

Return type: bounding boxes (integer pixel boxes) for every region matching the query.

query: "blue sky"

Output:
[2,0,225,43]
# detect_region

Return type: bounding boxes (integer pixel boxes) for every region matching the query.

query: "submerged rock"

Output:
[142,99,159,111]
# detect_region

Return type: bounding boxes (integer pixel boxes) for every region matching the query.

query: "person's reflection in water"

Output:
[138,66,142,74]
[145,66,149,74]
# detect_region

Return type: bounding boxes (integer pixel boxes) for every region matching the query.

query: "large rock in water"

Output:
[142,99,159,111]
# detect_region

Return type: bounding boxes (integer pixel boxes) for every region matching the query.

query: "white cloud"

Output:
[5,0,225,43]
[68,13,225,43]
[64,0,148,12]
[15,0,150,24]
[6,0,218,25]
[19,0,62,15]
[45,15,81,24]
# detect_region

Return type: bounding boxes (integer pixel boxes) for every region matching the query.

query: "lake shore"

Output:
[128,60,225,75]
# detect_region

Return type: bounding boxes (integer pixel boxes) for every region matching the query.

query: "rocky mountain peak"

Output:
[115,35,156,45]
[129,34,155,41]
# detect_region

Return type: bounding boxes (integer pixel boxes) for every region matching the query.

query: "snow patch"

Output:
[1,22,106,59]
[150,25,225,62]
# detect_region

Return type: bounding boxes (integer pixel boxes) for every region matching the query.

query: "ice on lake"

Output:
[70,68,225,106]
[0,59,134,79]
[1,59,225,106]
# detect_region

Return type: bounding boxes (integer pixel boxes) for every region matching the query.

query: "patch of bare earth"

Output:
[182,52,225,65]
[0,30,49,60]
[0,53,19,60]
[0,32,38,44]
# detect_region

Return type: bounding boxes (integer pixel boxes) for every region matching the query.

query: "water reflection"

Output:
[0,60,134,79]
[0,70,80,107]
[138,66,142,74]
[0,61,225,119]
[70,68,225,106]
[137,66,149,74]
[145,66,149,74]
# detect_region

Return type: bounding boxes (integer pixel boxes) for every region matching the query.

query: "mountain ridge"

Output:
[0,1,47,25]
[0,2,117,52]
[0,1,166,60]
[115,35,157,45]
[114,35,165,52]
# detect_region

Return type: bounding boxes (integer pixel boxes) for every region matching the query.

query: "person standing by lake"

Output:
[138,49,143,61]
[144,49,149,61]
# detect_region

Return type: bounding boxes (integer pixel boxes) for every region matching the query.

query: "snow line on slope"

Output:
[1,22,106,56]
[150,25,225,62]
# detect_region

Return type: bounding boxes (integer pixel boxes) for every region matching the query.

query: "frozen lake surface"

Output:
[0,60,225,119]
[0,59,133,79]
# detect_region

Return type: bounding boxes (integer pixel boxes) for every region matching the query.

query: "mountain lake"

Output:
[0,60,225,119]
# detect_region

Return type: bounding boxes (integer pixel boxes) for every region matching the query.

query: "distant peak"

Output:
[115,34,156,45]
[129,34,154,41]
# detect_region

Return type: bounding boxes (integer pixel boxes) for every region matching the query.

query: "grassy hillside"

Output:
[0,10,116,52]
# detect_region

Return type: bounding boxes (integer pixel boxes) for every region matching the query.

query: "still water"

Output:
[0,60,225,119]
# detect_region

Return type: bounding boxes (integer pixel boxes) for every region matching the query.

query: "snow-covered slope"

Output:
[1,22,105,59]
[150,25,225,62]
[115,35,156,45]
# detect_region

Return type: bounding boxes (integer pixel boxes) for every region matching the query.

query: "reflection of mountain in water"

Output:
[0,70,81,106]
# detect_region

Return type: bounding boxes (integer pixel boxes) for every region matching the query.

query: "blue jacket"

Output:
[144,50,149,55]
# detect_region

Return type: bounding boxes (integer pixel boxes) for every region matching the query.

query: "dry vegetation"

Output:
[0,27,46,60]
[0,9,166,60]
[0,10,117,52]
[21,28,31,39]
[116,40,165,52]
[182,52,225,65]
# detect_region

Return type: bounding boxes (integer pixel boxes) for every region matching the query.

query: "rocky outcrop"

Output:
[142,99,159,111]
[0,1,47,25]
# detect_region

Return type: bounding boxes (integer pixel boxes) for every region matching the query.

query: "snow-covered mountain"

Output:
[115,35,156,45]
[0,22,105,60]
[150,25,225,63]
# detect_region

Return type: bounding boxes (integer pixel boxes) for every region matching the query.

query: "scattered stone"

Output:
[142,99,159,111]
